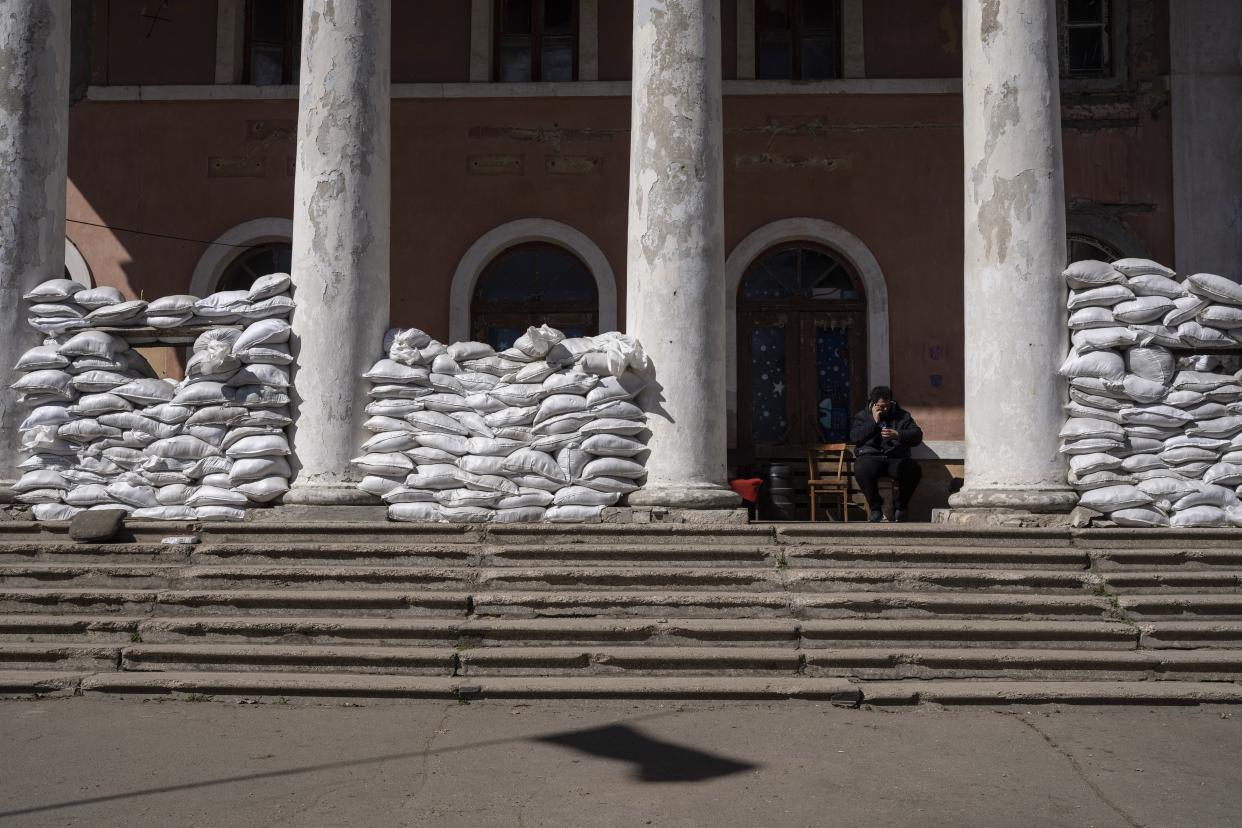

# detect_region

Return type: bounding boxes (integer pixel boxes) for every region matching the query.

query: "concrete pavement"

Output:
[2,697,1240,827]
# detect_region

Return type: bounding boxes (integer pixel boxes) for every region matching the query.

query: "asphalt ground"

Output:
[2,696,1240,827]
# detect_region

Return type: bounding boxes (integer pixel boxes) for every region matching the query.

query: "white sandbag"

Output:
[70,370,131,393]
[389,502,445,522]
[1130,324,1183,348]
[230,386,289,408]
[1067,284,1134,311]
[173,382,233,407]
[362,431,420,453]
[1175,485,1240,510]
[466,437,528,457]
[491,507,546,524]
[234,344,292,365]
[14,345,69,371]
[532,411,594,436]
[1164,296,1210,327]
[553,486,621,507]
[407,447,459,465]
[234,476,289,503]
[514,362,557,384]
[580,457,646,480]
[1113,296,1175,324]
[484,406,538,428]
[194,290,250,318]
[1121,405,1193,427]
[455,373,500,395]
[1059,418,1124,441]
[1199,304,1242,330]
[404,464,463,490]
[72,286,124,309]
[146,403,194,424]
[1111,507,1171,528]
[382,487,438,503]
[512,324,565,358]
[497,490,555,509]
[226,364,290,389]
[19,405,74,431]
[452,470,520,496]
[131,506,198,521]
[1058,351,1125,383]
[1063,260,1125,289]
[415,433,470,456]
[364,359,429,384]
[406,410,470,436]
[147,295,198,316]
[456,454,508,476]
[149,435,222,460]
[1186,273,1242,306]
[1113,258,1175,279]
[1204,463,1242,487]
[1070,470,1135,490]
[1070,453,1124,476]
[16,487,68,504]
[509,473,565,492]
[534,394,590,426]
[1060,438,1124,456]
[194,506,247,522]
[32,503,83,521]
[146,315,193,329]
[185,486,249,509]
[1171,505,1228,527]
[1120,454,1166,473]
[438,506,494,523]
[156,484,195,505]
[366,400,425,418]
[589,401,645,421]
[490,384,547,407]
[113,378,177,404]
[1070,327,1138,353]
[1205,385,1242,403]
[185,456,233,479]
[555,446,591,482]
[575,476,642,494]
[447,342,495,362]
[1118,375,1167,404]
[1188,416,1242,438]
[1135,476,1199,499]
[13,470,70,493]
[369,383,433,400]
[1124,346,1175,385]
[86,299,147,324]
[501,448,567,482]
[358,475,406,497]
[1164,435,1228,451]
[1172,371,1233,392]
[12,369,74,398]
[1160,444,1219,465]
[70,395,133,417]
[24,279,84,302]
[580,434,646,458]
[247,272,291,301]
[545,504,604,523]
[581,418,647,437]
[421,393,472,414]
[59,330,129,358]
[105,482,160,509]
[1126,273,1185,299]
[228,457,291,484]
[227,434,291,458]
[435,488,503,509]
[1067,307,1117,330]
[64,484,115,507]
[58,419,121,443]
[1177,322,1236,348]
[1077,485,1152,512]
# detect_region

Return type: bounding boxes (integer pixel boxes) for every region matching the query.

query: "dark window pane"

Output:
[750,326,789,445]
[252,0,286,42]
[503,0,533,34]
[1068,0,1105,24]
[541,37,575,81]
[802,1,835,31]
[814,324,851,441]
[220,243,292,293]
[499,39,533,81]
[476,244,595,304]
[741,246,858,304]
[1068,236,1119,265]
[801,35,837,79]
[758,34,793,79]
[535,247,597,302]
[484,327,525,351]
[250,44,285,86]
[544,0,574,34]
[757,0,792,30]
[1068,26,1106,74]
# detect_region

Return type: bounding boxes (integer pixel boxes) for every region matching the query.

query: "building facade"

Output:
[1,0,1239,516]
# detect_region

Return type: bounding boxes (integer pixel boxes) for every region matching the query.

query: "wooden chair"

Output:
[806,443,854,522]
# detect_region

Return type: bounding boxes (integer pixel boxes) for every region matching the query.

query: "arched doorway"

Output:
[737,243,867,458]
[471,242,599,350]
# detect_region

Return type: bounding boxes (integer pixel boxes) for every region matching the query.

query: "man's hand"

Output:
[870,401,889,422]
[880,427,899,440]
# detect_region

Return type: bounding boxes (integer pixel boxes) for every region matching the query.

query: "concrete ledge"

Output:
[0,670,86,697]
[860,680,1242,706]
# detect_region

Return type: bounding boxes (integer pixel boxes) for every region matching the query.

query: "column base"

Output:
[628,484,742,510]
[283,482,382,507]
[942,486,1079,527]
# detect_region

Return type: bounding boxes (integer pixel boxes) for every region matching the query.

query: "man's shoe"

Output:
[893,510,909,523]
[867,510,885,523]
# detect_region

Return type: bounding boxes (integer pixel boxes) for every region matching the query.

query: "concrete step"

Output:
[0,563,477,591]
[0,588,471,617]
[1090,548,1242,570]
[120,643,456,675]
[1138,622,1242,649]
[783,545,1088,570]
[455,646,801,676]
[782,568,1093,593]
[1118,594,1242,620]
[805,647,1242,681]
[474,567,784,592]
[1101,572,1242,593]
[0,642,120,671]
[481,544,776,567]
[799,619,1137,649]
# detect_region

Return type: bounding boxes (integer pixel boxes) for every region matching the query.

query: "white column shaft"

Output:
[626,0,738,509]
[0,1,70,496]
[952,0,1076,512]
[287,0,391,505]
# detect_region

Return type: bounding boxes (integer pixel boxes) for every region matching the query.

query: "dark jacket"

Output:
[850,403,924,459]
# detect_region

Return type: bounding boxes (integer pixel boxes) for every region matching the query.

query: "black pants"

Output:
[854,455,922,512]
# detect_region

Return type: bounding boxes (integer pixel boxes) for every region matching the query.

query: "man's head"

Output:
[869,386,895,417]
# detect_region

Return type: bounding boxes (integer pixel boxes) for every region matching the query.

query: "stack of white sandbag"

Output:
[1060,259,1242,528]
[355,325,650,524]
[11,275,296,522]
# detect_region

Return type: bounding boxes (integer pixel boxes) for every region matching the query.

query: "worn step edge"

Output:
[76,671,860,700]
[860,680,1242,705]
[0,670,87,696]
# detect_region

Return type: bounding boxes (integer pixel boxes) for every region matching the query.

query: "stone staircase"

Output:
[3,520,1242,705]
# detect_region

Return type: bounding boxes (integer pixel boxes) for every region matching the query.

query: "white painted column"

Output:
[626,0,739,510]
[0,1,71,501]
[948,0,1077,515]
[285,0,391,505]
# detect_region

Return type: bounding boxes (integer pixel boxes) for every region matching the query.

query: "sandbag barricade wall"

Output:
[11,276,296,521]
[1060,259,1242,527]
[355,326,650,523]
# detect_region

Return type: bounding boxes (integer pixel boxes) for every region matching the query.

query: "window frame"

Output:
[218,241,294,294]
[754,0,843,82]
[470,242,599,348]
[493,0,580,83]
[1060,0,1120,81]
[243,0,302,86]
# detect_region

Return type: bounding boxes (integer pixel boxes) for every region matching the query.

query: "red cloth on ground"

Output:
[729,478,763,503]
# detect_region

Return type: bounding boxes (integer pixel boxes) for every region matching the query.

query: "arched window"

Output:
[471,242,598,350]
[218,243,292,293]
[1067,233,1122,265]
[737,243,866,453]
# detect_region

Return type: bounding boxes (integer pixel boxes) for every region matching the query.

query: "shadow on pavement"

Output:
[535,723,757,782]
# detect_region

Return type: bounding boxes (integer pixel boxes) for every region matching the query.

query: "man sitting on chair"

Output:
[850,386,924,522]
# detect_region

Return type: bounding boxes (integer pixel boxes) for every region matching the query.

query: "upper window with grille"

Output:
[245,0,302,86]
[756,0,841,81]
[1062,0,1113,78]
[496,0,578,82]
